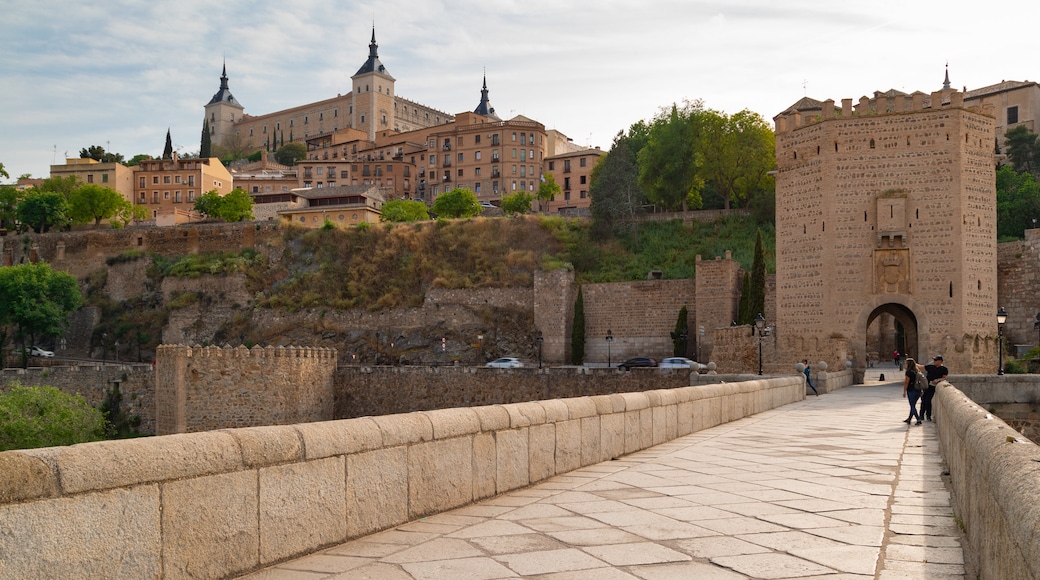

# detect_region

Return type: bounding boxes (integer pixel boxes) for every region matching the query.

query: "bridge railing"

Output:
[0,377,803,579]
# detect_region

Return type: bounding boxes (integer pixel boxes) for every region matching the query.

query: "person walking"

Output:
[802,359,819,396]
[921,355,948,422]
[903,357,923,425]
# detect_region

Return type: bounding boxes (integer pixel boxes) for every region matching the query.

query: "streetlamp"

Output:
[698,326,704,363]
[755,313,765,376]
[680,329,688,358]
[997,307,1008,375]
[1034,313,1040,348]
[536,333,543,369]
[102,333,108,367]
[605,329,613,368]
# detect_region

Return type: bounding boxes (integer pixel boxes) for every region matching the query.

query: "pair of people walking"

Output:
[903,355,948,424]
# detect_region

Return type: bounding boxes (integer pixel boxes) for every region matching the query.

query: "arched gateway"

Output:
[772,87,1000,376]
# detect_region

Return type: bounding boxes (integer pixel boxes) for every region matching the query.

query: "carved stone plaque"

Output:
[874,248,911,294]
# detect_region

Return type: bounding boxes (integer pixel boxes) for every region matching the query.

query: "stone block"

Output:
[472,432,497,500]
[20,431,242,494]
[423,407,480,440]
[296,417,383,459]
[580,416,603,465]
[496,428,529,492]
[472,405,510,431]
[227,425,304,468]
[0,451,59,503]
[563,397,597,419]
[591,393,625,415]
[347,447,408,538]
[161,470,259,579]
[0,485,160,578]
[528,423,556,482]
[408,437,474,518]
[619,392,650,411]
[676,401,694,436]
[372,412,433,447]
[600,412,625,460]
[539,399,570,423]
[506,401,547,427]
[259,457,346,564]
[554,419,582,474]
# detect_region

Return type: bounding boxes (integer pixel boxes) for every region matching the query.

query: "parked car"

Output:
[617,357,657,370]
[29,346,54,358]
[659,357,696,369]
[486,357,523,368]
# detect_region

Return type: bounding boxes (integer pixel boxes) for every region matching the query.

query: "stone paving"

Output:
[238,378,965,579]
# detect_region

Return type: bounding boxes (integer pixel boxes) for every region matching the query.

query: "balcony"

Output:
[443,143,452,151]
[491,170,501,179]
[491,155,500,163]
[443,159,452,167]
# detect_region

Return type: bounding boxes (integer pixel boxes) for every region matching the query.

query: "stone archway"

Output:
[865,303,918,366]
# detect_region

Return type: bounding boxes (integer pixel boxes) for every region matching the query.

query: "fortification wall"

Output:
[935,381,1040,580]
[0,376,804,579]
[694,252,742,360]
[997,228,1040,348]
[335,365,691,419]
[155,345,337,435]
[533,269,574,364]
[0,364,155,434]
[581,278,696,363]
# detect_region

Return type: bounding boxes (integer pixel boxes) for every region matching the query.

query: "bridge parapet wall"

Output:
[936,381,1040,580]
[0,376,803,579]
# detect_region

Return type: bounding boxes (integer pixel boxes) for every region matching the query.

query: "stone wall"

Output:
[155,345,337,435]
[0,376,805,580]
[0,364,155,434]
[335,365,691,419]
[581,278,696,363]
[694,252,742,360]
[997,228,1040,348]
[935,381,1040,579]
[533,269,574,364]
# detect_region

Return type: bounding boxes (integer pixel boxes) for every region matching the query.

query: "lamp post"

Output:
[680,329,688,358]
[755,313,765,376]
[997,307,1008,375]
[1035,313,1040,348]
[698,326,704,363]
[102,333,108,367]
[605,329,613,368]
[536,333,543,369]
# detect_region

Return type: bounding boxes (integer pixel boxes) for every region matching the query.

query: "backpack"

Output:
[912,369,928,391]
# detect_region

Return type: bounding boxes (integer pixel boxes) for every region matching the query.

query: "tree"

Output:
[536,173,561,212]
[111,202,149,228]
[996,164,1040,240]
[274,142,307,166]
[0,162,8,179]
[79,145,124,164]
[0,262,83,365]
[696,109,775,210]
[69,184,126,226]
[590,130,644,238]
[0,184,21,230]
[0,385,107,451]
[637,100,705,211]
[500,191,533,215]
[380,199,430,222]
[200,119,212,158]
[670,305,689,357]
[431,187,481,218]
[39,175,80,200]
[126,154,152,167]
[737,229,767,325]
[163,129,174,159]
[570,286,585,365]
[17,191,70,233]
[1004,125,1040,177]
[193,188,254,222]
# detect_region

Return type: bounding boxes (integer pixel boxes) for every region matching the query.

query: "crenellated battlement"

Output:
[157,343,338,360]
[774,88,995,134]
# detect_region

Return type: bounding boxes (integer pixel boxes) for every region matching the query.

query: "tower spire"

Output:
[474,71,499,120]
[943,62,951,91]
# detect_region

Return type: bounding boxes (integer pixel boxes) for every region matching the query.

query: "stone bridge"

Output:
[1,375,1038,579]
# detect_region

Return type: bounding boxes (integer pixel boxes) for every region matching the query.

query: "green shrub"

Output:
[0,384,107,451]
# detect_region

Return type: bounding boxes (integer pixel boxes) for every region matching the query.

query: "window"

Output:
[175,191,181,203]
[305,116,309,124]
[361,114,365,123]
[512,132,517,141]
[164,191,170,200]
[548,161,554,171]
[188,176,195,186]
[580,190,587,199]
[139,177,145,187]
[175,176,181,184]
[565,191,570,201]
[475,135,481,144]
[580,157,587,167]
[474,167,481,176]
[87,174,94,184]
[458,169,464,177]
[564,160,571,172]
[580,175,587,185]
[164,176,171,184]
[152,176,159,184]
[1008,106,1019,125]
[152,192,159,203]
[458,153,463,162]
[102,174,108,183]
[475,151,482,160]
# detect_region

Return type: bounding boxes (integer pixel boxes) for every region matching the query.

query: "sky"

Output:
[1,0,1037,181]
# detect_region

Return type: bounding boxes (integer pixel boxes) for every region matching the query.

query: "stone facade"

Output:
[774,89,998,373]
[581,278,697,363]
[694,252,742,361]
[155,345,337,435]
[997,228,1040,350]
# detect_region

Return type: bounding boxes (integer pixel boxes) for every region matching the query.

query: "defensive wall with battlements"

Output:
[0,376,805,579]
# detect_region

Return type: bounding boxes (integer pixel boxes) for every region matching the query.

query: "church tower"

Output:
[204,63,244,147]
[473,73,500,121]
[351,28,396,141]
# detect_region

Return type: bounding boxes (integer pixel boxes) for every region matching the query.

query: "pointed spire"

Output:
[353,26,393,78]
[207,61,242,107]
[943,62,951,91]
[220,60,229,90]
[474,71,499,120]
[163,129,173,160]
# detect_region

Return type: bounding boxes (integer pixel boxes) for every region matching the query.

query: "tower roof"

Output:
[473,73,500,120]
[353,27,394,79]
[207,63,243,108]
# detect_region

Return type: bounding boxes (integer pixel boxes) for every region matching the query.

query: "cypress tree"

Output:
[670,305,689,357]
[737,272,751,325]
[162,129,174,160]
[750,229,766,322]
[200,120,212,158]
[570,287,585,365]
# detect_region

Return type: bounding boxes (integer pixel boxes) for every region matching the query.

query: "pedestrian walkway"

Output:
[239,383,965,579]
